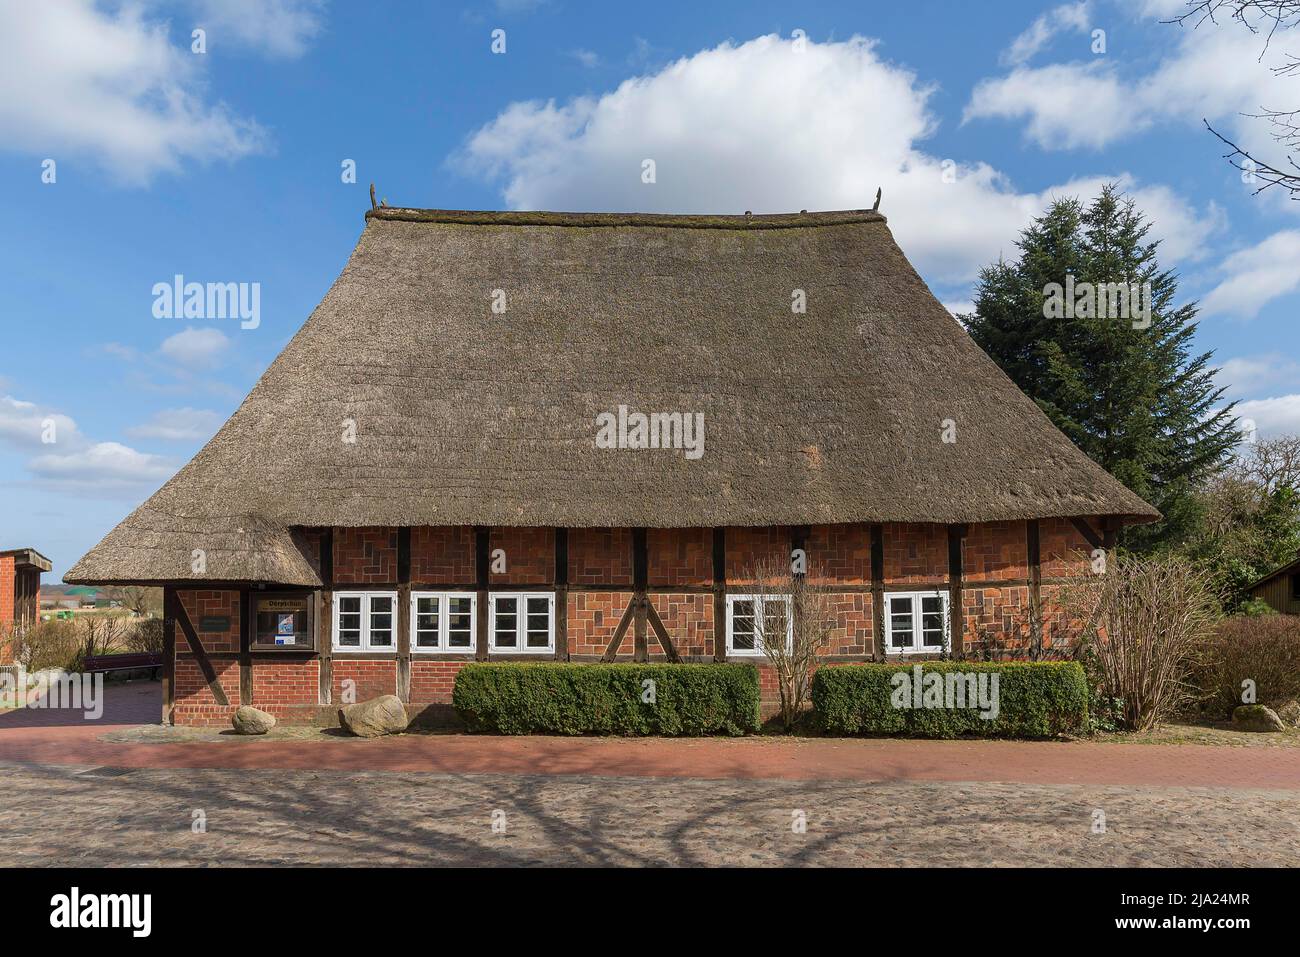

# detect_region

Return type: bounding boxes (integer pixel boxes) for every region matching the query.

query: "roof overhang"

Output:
[1,548,52,572]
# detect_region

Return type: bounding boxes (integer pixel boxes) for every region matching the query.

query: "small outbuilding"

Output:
[1247,553,1300,615]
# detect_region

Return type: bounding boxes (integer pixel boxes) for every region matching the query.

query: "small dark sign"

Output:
[198,615,231,632]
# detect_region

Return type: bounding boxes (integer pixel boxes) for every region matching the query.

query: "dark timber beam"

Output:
[600,600,637,662]
[712,528,727,662]
[1070,517,1104,551]
[555,528,569,661]
[475,526,490,661]
[646,601,681,663]
[239,588,252,706]
[632,528,648,663]
[870,524,885,660]
[318,528,334,706]
[170,589,229,707]
[161,587,176,724]
[1027,520,1043,655]
[947,525,966,658]
[396,527,411,702]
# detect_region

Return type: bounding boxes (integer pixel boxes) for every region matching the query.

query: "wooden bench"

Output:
[84,652,163,680]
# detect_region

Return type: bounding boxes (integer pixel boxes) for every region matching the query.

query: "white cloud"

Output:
[1217,354,1300,399]
[0,395,81,448]
[189,0,325,59]
[28,441,173,485]
[1,394,174,493]
[569,49,601,68]
[127,406,222,441]
[456,34,1217,285]
[965,8,1300,152]
[1235,395,1300,439]
[159,327,231,367]
[1200,230,1300,318]
[1001,2,1092,66]
[0,0,267,184]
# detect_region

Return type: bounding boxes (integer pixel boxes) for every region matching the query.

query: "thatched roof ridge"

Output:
[67,207,1157,585]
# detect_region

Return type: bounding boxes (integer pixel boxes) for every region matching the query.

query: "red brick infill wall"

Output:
[165,519,1101,725]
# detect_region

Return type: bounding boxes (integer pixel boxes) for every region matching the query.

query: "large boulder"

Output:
[232,705,276,735]
[339,695,409,737]
[1232,704,1286,733]
[1275,699,1300,728]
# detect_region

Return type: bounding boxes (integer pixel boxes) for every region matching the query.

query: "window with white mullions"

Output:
[489,592,555,653]
[725,594,793,657]
[884,591,949,654]
[332,591,399,651]
[410,592,477,653]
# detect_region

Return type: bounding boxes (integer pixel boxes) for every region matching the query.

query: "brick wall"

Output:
[883,522,948,583]
[254,660,319,713]
[332,659,397,702]
[165,521,1101,726]
[648,528,712,585]
[568,591,635,657]
[173,657,241,727]
[569,528,633,585]
[806,523,870,584]
[650,593,713,659]
[0,555,13,627]
[334,527,397,584]
[178,589,240,653]
[410,659,469,703]
[411,526,475,583]
[490,527,554,584]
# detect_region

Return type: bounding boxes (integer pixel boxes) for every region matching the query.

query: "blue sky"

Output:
[2,0,1298,579]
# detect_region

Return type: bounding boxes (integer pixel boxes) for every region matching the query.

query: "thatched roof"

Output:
[67,207,1157,586]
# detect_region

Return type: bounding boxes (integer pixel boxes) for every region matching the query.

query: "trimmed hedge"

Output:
[812,661,1089,739]
[452,662,761,736]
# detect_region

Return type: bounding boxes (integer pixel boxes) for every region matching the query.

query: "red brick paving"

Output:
[3,680,1299,790]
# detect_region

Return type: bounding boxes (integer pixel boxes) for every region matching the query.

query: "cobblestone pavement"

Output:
[2,763,1297,867]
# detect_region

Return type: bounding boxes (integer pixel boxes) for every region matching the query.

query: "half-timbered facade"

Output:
[68,207,1157,725]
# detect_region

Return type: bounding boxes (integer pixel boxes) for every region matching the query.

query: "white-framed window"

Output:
[884,591,950,654]
[725,594,793,657]
[333,591,398,651]
[489,592,556,654]
[410,591,477,654]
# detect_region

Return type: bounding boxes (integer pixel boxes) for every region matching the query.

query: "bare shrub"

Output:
[1192,614,1300,717]
[742,555,837,732]
[1060,553,1220,731]
[124,617,166,655]
[14,620,85,672]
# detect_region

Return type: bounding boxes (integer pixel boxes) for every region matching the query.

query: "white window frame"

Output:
[488,592,556,654]
[332,591,399,652]
[725,594,793,657]
[410,591,478,654]
[884,590,950,655]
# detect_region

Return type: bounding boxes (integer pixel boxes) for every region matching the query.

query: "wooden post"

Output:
[555,528,569,661]
[318,528,334,706]
[948,525,966,658]
[1027,519,1042,655]
[238,588,252,706]
[712,528,727,661]
[870,524,885,660]
[396,527,411,701]
[475,526,490,660]
[161,586,176,724]
[632,528,648,662]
